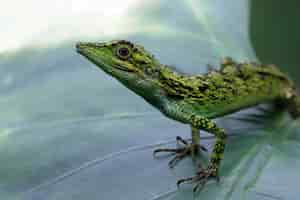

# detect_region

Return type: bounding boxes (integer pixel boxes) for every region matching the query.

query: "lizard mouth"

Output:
[113,65,135,72]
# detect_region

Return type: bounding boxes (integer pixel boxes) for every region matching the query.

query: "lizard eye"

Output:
[116,46,131,59]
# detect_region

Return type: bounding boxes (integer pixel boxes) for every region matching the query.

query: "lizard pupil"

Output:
[117,47,130,59]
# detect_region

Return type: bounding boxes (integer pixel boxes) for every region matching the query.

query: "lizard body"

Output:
[158,60,293,119]
[76,40,300,192]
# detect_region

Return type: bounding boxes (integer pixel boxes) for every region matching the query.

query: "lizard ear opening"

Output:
[144,66,161,79]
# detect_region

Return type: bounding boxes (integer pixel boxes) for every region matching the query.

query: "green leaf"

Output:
[0,0,299,200]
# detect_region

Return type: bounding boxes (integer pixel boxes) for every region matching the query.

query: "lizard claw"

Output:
[153,136,207,168]
[177,165,219,193]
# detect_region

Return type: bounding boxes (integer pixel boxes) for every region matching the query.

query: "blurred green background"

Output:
[0,0,300,200]
[250,0,300,86]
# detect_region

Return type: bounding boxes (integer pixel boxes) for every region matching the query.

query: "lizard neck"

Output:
[158,65,206,99]
[116,66,169,111]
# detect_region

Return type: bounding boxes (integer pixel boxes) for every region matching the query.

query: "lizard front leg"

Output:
[153,127,207,168]
[153,102,208,168]
[177,114,227,192]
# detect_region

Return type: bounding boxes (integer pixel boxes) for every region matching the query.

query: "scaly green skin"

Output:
[76,40,300,192]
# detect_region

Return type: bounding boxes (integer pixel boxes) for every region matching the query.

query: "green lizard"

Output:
[76,40,300,192]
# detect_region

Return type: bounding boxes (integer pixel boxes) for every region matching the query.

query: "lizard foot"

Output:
[153,136,207,168]
[177,165,219,193]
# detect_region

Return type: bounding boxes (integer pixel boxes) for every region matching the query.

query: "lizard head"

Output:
[76,40,165,101]
[76,40,161,78]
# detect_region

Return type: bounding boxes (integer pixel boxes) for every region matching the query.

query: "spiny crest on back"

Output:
[158,57,293,101]
[219,57,292,84]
